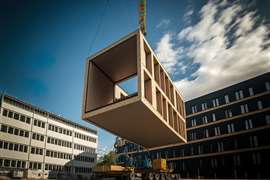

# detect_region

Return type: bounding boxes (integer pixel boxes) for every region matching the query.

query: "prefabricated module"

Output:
[82,30,187,148]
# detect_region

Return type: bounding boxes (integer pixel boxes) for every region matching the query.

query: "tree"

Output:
[97,151,117,166]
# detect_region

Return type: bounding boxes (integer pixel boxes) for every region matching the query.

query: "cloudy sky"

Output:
[156,0,270,100]
[0,0,269,155]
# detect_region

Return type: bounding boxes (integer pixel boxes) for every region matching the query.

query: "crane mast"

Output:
[139,0,146,36]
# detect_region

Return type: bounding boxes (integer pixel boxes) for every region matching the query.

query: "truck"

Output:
[91,153,180,180]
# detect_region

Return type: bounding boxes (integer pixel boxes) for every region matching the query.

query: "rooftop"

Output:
[0,93,97,135]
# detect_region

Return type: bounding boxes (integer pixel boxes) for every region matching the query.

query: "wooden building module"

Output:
[82,30,186,148]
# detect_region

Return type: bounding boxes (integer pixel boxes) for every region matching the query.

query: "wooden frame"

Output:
[82,30,186,147]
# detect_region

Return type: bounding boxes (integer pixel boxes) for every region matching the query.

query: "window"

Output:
[245,119,253,130]
[266,115,270,125]
[212,113,216,121]
[38,121,41,127]
[214,127,221,136]
[190,132,196,140]
[8,127,14,134]
[9,143,14,150]
[14,144,18,151]
[227,123,235,133]
[240,104,249,114]
[252,152,261,165]
[25,131,29,138]
[202,116,208,124]
[34,119,37,126]
[265,82,270,91]
[205,129,209,138]
[14,113,19,120]
[4,159,10,167]
[20,115,25,122]
[192,105,197,113]
[191,119,196,127]
[201,103,207,110]
[235,90,244,100]
[257,101,263,110]
[234,140,238,149]
[212,98,219,107]
[14,129,19,135]
[225,95,230,103]
[8,111,13,118]
[26,117,30,124]
[19,130,24,137]
[249,136,258,147]
[2,109,8,116]
[211,158,218,168]
[24,146,27,152]
[217,142,224,152]
[1,125,8,132]
[225,109,233,118]
[249,88,254,96]
[3,142,8,149]
[233,155,241,166]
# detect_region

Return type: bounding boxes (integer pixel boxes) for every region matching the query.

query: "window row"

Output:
[29,161,42,170]
[48,124,72,136]
[74,155,95,163]
[74,144,96,153]
[0,124,29,138]
[3,96,47,117]
[0,158,27,169]
[46,150,72,160]
[188,118,262,141]
[0,140,28,153]
[45,163,72,172]
[190,82,270,114]
[189,101,264,128]
[150,136,260,159]
[2,108,31,124]
[32,132,44,142]
[33,119,45,128]
[31,147,43,155]
[47,136,72,148]
[74,166,92,173]
[74,132,96,143]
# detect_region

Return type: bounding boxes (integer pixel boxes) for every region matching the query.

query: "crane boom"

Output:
[139,0,146,36]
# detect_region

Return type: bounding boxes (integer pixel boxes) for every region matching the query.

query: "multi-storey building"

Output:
[115,72,270,179]
[0,94,98,179]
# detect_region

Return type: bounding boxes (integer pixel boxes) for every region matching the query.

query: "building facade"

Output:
[0,94,98,179]
[115,72,270,179]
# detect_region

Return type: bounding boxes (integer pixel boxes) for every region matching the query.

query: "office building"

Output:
[115,72,270,179]
[0,94,98,179]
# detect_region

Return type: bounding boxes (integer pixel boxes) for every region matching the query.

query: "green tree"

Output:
[97,151,116,166]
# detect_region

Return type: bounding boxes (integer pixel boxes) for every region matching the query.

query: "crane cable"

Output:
[88,0,110,54]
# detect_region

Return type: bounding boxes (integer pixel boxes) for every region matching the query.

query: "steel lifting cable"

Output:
[88,0,110,54]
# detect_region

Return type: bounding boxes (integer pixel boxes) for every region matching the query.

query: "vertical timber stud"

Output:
[139,0,146,36]
[139,31,145,99]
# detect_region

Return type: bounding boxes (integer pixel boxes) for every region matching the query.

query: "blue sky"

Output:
[0,0,269,155]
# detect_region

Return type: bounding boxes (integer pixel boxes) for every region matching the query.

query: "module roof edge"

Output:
[86,29,140,62]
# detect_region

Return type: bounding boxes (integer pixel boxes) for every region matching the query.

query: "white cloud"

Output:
[156,1,270,100]
[156,33,183,73]
[156,19,171,29]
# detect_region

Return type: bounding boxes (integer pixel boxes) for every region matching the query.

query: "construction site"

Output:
[1,0,270,179]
